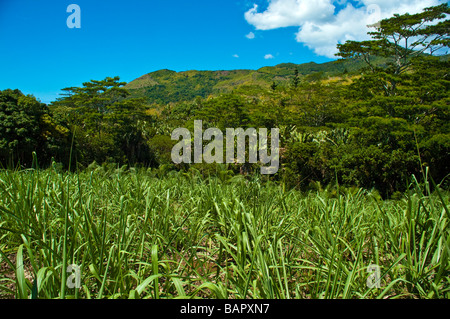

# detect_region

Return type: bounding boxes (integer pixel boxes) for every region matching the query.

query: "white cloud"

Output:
[245,0,444,58]
[264,54,275,59]
[233,54,240,58]
[245,0,335,30]
[246,31,256,39]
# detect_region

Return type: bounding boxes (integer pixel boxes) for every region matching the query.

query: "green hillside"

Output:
[125,57,383,105]
[126,45,450,106]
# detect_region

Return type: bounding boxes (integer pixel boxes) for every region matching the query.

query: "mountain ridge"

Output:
[124,56,388,105]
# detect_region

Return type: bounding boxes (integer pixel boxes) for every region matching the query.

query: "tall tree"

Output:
[335,3,450,190]
[0,89,70,167]
[51,77,153,166]
[336,3,449,96]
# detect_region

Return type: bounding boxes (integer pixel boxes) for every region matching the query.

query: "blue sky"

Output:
[0,0,444,104]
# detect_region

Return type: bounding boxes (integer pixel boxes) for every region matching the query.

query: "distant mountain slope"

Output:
[124,57,388,105]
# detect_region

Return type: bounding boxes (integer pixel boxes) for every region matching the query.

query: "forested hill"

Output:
[125,57,384,104]
[126,50,450,105]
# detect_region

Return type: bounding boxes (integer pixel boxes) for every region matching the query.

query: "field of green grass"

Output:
[0,165,448,299]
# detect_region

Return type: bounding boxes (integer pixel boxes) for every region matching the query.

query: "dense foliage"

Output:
[0,89,70,168]
[0,167,448,299]
[0,4,449,198]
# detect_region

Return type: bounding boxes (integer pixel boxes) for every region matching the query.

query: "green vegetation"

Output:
[50,77,155,167]
[0,3,449,299]
[124,58,384,105]
[0,166,448,299]
[0,89,70,168]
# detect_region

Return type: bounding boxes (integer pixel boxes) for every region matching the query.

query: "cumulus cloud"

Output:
[264,54,275,59]
[245,0,444,58]
[246,31,256,39]
[233,54,240,58]
[245,0,335,30]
